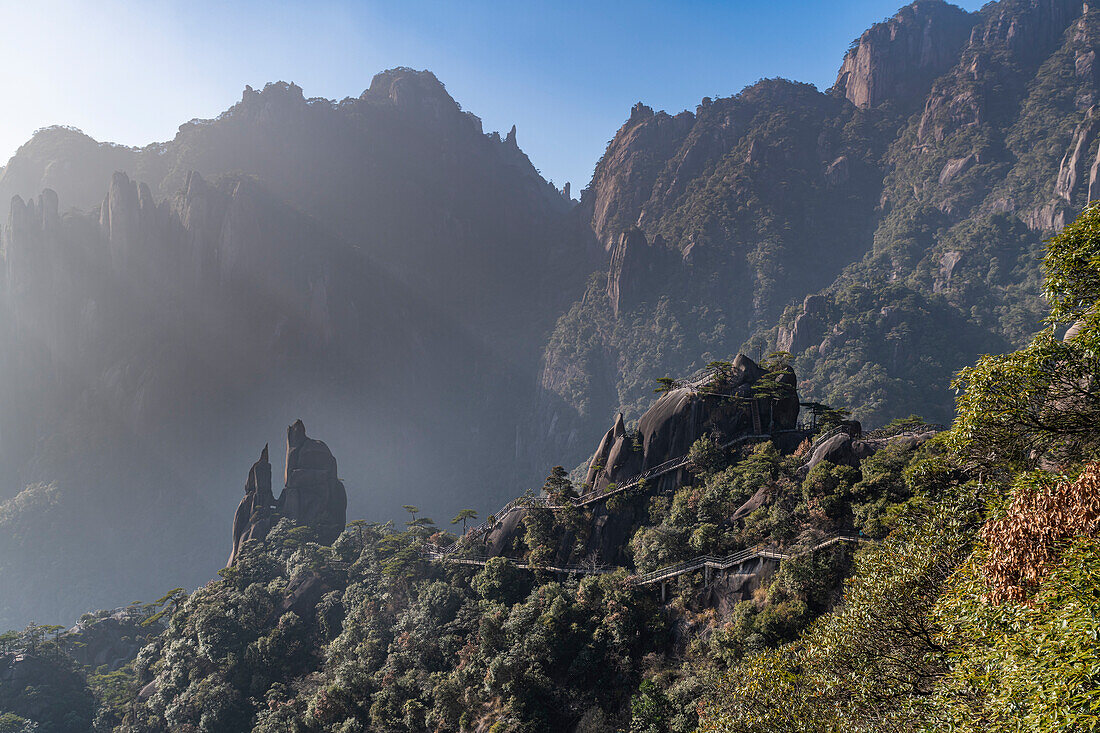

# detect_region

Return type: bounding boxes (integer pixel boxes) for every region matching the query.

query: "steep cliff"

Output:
[835,0,977,109]
[541,0,1099,466]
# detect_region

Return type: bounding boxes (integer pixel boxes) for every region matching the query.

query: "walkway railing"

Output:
[425,533,867,587]
[439,430,783,556]
[635,533,864,585]
[435,367,815,557]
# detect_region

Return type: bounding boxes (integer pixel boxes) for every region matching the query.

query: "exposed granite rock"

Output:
[584,412,625,489]
[280,571,335,621]
[803,425,940,474]
[916,0,1082,144]
[280,419,347,545]
[100,171,140,271]
[586,103,695,250]
[606,228,678,317]
[229,421,347,565]
[363,68,463,128]
[229,445,276,567]
[1064,315,1088,341]
[583,354,799,499]
[933,250,964,293]
[777,294,827,355]
[699,556,779,612]
[835,0,977,109]
[805,432,867,471]
[489,354,803,566]
[66,606,159,672]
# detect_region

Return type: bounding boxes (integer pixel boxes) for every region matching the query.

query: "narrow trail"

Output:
[437,366,812,555]
[426,533,869,588]
[425,366,879,590]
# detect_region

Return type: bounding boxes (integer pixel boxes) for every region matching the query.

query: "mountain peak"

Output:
[835,0,977,109]
[362,67,459,114]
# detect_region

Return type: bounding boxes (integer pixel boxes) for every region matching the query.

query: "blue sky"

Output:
[2,0,987,193]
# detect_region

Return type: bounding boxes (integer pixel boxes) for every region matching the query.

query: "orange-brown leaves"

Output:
[982,463,1100,604]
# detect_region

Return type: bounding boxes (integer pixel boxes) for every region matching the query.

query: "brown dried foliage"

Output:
[982,463,1100,604]
[793,437,812,459]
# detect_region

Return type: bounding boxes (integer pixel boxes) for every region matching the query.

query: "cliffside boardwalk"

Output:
[433,366,809,556]
[421,366,877,594]
[427,532,869,599]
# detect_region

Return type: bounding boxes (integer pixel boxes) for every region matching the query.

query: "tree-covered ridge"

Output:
[541,0,1100,464]
[697,202,1100,732]
[7,202,1100,730]
[0,386,945,730]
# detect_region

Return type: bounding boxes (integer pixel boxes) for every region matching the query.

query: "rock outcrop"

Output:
[228,421,347,566]
[65,606,159,672]
[489,355,803,565]
[577,355,801,563]
[280,419,348,545]
[777,294,828,355]
[229,445,277,566]
[586,354,794,497]
[803,424,941,474]
[835,0,977,109]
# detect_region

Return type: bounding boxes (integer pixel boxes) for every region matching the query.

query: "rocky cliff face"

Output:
[540,0,1100,465]
[230,421,347,566]
[587,103,695,250]
[835,0,977,109]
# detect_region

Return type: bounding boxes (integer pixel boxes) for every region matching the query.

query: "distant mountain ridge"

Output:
[1,0,1095,629]
[0,70,597,629]
[539,0,1094,465]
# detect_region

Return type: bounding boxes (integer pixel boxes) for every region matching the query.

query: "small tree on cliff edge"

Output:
[451,509,478,534]
[543,466,577,502]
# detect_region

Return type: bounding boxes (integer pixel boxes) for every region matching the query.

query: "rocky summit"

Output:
[229,421,347,566]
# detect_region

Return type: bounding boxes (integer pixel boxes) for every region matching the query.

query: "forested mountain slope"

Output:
[2,0,1093,638]
[540,0,1095,468]
[0,71,598,630]
[6,202,1097,732]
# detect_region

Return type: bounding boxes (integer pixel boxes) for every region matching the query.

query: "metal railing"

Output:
[425,533,868,585]
[633,533,865,586]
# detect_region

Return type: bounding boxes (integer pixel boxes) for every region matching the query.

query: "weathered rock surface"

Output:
[65,606,159,672]
[229,445,277,567]
[280,420,348,545]
[587,103,695,250]
[489,355,803,566]
[777,294,829,355]
[228,421,347,565]
[803,425,940,473]
[835,0,977,109]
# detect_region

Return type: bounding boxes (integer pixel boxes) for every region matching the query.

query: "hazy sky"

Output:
[2,0,987,192]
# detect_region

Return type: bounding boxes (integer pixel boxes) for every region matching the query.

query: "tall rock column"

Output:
[279,419,348,545]
[228,445,275,567]
[227,420,349,566]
